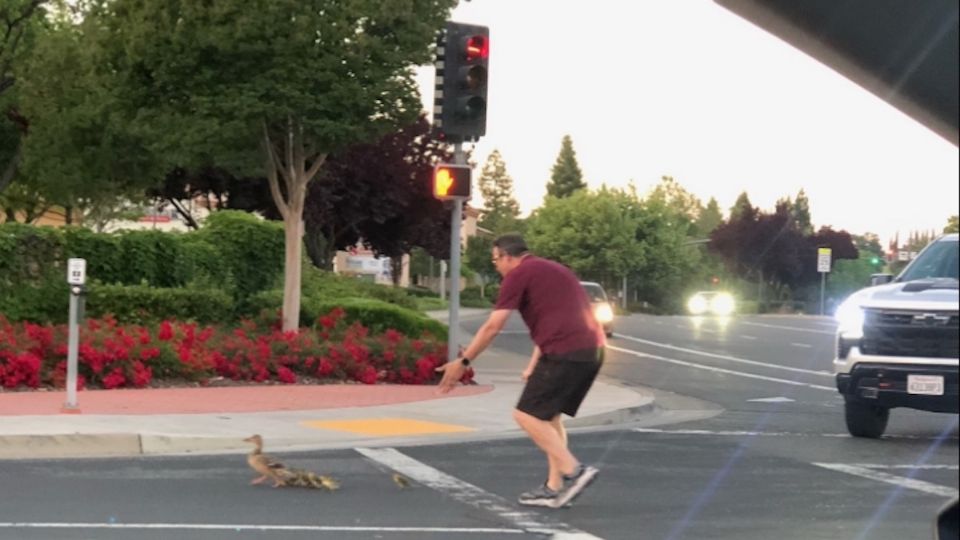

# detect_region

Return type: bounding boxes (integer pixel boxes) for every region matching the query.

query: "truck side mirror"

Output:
[870,273,894,286]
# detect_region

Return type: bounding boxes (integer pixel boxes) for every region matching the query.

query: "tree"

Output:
[631,187,705,312]
[792,189,813,235]
[695,197,723,238]
[729,191,756,221]
[95,0,456,331]
[545,135,586,198]
[478,149,521,234]
[1,0,48,194]
[646,175,702,237]
[526,188,642,285]
[13,9,155,224]
[945,215,959,234]
[465,234,497,296]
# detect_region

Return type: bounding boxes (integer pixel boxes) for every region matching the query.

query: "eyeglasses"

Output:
[491,254,503,263]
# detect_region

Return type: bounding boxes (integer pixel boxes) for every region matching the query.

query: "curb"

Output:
[0,398,658,460]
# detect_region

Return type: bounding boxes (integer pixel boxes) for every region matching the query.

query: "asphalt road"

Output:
[1,312,957,540]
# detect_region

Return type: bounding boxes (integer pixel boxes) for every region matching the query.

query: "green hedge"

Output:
[244,290,446,339]
[301,268,418,310]
[311,298,447,340]
[86,283,235,324]
[193,211,284,298]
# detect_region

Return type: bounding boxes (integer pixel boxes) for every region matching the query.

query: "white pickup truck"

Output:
[833,233,959,438]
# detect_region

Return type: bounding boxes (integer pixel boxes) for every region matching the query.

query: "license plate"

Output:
[907,375,944,396]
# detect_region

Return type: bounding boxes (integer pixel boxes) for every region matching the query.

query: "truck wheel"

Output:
[844,399,889,438]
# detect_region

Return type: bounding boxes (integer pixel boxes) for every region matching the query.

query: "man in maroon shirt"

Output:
[437,234,603,509]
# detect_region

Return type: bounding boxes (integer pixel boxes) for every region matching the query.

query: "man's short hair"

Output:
[493,233,529,257]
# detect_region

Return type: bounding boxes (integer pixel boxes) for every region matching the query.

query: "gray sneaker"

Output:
[551,464,599,508]
[518,483,560,507]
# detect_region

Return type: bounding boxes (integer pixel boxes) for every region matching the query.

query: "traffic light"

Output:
[433,22,489,142]
[433,163,471,200]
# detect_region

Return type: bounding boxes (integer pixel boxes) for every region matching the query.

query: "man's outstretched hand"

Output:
[435,359,467,394]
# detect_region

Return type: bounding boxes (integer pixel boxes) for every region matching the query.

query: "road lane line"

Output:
[357,447,604,540]
[740,321,834,335]
[612,334,832,377]
[849,464,960,470]
[607,345,835,391]
[632,428,959,441]
[811,463,959,498]
[739,335,758,340]
[790,343,814,348]
[0,523,523,534]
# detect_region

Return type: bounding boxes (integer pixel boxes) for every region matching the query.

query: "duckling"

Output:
[243,434,288,488]
[282,468,339,491]
[392,473,413,489]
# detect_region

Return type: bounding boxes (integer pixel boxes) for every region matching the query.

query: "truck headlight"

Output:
[834,300,865,339]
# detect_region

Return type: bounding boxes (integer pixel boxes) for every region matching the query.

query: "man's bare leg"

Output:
[513,409,578,490]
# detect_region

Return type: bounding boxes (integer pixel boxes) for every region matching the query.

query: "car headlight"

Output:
[710,293,735,316]
[594,303,614,324]
[687,295,708,315]
[834,300,865,339]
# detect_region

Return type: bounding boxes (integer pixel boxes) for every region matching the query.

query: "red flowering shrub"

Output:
[0,310,468,390]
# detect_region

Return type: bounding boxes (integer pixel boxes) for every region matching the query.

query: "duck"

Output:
[242,434,289,488]
[243,434,340,491]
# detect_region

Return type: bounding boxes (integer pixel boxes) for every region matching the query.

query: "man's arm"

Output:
[461,309,511,362]
[522,346,541,381]
[436,309,511,393]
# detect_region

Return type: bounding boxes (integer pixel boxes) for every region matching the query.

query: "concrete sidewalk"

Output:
[0,309,654,459]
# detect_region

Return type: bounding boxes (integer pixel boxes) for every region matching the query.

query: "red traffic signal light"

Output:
[433,22,489,142]
[433,163,471,200]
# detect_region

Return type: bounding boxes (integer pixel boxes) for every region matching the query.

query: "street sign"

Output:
[817,248,832,273]
[67,258,87,285]
[898,250,910,261]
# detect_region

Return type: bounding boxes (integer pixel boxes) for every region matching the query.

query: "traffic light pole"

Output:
[447,143,466,362]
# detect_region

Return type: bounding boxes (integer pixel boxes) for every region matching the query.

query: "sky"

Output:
[414,0,959,247]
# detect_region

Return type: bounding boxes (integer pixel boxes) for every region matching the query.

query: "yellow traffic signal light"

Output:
[433,163,472,200]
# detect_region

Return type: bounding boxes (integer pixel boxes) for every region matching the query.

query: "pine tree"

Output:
[546,135,586,198]
[478,149,521,234]
[792,189,813,235]
[696,197,724,236]
[729,191,756,221]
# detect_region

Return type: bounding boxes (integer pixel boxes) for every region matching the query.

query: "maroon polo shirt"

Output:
[494,256,604,356]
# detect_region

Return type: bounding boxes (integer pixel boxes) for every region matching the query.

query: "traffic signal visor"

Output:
[433,164,472,200]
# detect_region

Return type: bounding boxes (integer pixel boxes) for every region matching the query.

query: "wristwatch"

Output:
[460,357,471,367]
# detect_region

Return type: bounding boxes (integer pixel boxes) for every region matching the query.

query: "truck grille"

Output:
[862,309,960,358]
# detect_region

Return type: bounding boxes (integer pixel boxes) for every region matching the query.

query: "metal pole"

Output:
[820,272,826,316]
[64,291,80,411]
[447,142,466,362]
[621,275,628,310]
[439,261,446,300]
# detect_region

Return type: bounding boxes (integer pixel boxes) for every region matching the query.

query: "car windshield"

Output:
[898,238,960,282]
[581,283,608,302]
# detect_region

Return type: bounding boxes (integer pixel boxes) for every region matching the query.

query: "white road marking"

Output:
[357,447,604,540]
[612,334,832,378]
[632,428,959,441]
[747,397,795,403]
[607,345,835,391]
[790,343,814,348]
[811,463,959,498]
[741,321,834,335]
[739,335,758,340]
[0,523,523,534]
[634,428,818,437]
[847,464,960,471]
